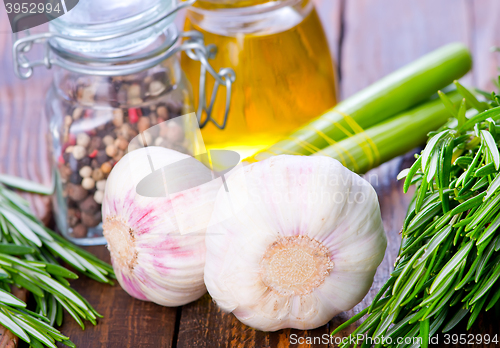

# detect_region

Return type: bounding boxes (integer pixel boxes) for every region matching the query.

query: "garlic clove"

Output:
[204,155,387,331]
[102,146,220,306]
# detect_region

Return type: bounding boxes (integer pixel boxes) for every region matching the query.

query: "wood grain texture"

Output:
[1,0,500,347]
[0,287,28,348]
[469,0,500,91]
[55,246,178,348]
[174,156,412,348]
[0,10,52,223]
[311,0,343,66]
[340,0,473,99]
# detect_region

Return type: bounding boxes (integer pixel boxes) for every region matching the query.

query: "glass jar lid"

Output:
[12,0,236,130]
[49,0,177,57]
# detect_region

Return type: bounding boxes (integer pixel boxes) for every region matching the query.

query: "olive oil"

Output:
[182,1,337,155]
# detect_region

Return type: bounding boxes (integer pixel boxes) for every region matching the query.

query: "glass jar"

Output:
[182,0,337,156]
[13,0,234,245]
[47,58,194,245]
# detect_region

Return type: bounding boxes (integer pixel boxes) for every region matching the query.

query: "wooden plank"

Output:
[175,2,343,347]
[0,0,498,347]
[0,11,52,223]
[440,4,500,346]
[326,155,414,347]
[469,0,500,91]
[311,0,343,66]
[340,0,472,99]
[0,13,53,346]
[56,246,178,348]
[0,287,28,348]
[174,155,412,348]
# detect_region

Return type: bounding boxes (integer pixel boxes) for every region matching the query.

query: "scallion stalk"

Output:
[314,92,463,173]
[249,43,471,162]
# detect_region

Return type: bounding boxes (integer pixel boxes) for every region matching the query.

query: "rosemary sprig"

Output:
[332,81,500,347]
[0,175,114,347]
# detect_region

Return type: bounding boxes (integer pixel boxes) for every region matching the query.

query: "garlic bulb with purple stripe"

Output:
[204,155,387,331]
[102,146,218,306]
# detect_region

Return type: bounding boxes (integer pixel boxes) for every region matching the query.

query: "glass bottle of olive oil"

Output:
[182,0,337,156]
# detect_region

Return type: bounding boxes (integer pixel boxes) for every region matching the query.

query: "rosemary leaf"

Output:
[333,82,500,344]
[0,175,53,195]
[0,176,115,346]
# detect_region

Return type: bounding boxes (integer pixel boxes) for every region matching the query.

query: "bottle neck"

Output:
[193,0,285,9]
[187,0,312,36]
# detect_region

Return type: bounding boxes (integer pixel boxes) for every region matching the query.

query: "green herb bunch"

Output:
[332,81,500,348]
[0,175,114,348]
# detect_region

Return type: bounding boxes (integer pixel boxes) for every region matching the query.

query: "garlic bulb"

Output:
[102,146,218,306]
[204,155,387,331]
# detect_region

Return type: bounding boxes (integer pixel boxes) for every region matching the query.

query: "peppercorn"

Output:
[81,211,102,228]
[149,80,165,97]
[82,177,95,190]
[157,105,168,120]
[101,162,112,175]
[72,145,86,160]
[67,183,88,202]
[138,116,151,133]
[88,137,103,152]
[114,137,129,151]
[79,166,92,178]
[105,144,118,157]
[94,190,104,204]
[113,109,124,127]
[80,196,99,214]
[72,224,88,238]
[128,84,141,100]
[72,108,83,120]
[76,133,91,147]
[96,179,106,191]
[92,168,104,181]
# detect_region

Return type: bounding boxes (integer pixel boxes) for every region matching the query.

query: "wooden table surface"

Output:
[1,0,500,347]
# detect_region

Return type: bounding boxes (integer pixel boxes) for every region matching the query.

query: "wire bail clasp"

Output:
[11,0,235,129]
[181,31,235,130]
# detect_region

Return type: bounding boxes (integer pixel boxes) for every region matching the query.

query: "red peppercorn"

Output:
[128,108,139,123]
[68,134,76,145]
[58,155,65,164]
[88,149,98,158]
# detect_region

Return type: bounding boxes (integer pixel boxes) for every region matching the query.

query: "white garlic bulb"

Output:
[204,155,387,331]
[102,146,218,306]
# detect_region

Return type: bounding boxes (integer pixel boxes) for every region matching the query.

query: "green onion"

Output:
[249,43,472,162]
[313,91,462,173]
